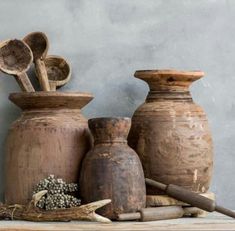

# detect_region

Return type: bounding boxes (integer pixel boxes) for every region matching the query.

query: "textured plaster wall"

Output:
[0,0,234,207]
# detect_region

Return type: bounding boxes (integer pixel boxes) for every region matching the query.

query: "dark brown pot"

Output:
[5,92,93,204]
[128,70,213,194]
[79,117,146,220]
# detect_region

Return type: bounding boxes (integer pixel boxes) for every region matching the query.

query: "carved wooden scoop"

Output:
[44,55,71,91]
[0,39,35,92]
[23,32,50,91]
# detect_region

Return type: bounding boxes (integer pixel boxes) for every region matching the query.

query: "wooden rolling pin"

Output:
[117,206,203,221]
[145,178,235,219]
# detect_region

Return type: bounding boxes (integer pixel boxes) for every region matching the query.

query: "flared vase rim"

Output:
[134,69,204,80]
[9,91,93,110]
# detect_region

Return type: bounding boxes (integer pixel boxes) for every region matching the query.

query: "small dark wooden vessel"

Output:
[79,117,146,219]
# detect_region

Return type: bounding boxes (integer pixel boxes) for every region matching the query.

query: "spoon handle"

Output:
[49,81,57,91]
[15,72,35,92]
[35,58,50,91]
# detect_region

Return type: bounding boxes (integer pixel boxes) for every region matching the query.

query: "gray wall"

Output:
[0,0,234,207]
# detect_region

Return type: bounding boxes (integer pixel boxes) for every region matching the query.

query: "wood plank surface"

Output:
[0,212,235,230]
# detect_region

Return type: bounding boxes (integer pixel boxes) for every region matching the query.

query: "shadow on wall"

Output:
[0,104,20,202]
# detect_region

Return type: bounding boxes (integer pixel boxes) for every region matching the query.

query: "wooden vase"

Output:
[5,92,93,204]
[79,117,146,220]
[128,70,213,194]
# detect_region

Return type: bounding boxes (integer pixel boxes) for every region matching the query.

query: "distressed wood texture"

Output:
[146,192,215,218]
[79,117,146,220]
[117,206,210,221]
[0,39,35,92]
[45,55,71,91]
[5,92,93,205]
[0,213,234,230]
[146,178,235,219]
[128,70,213,194]
[23,32,50,91]
[146,192,215,206]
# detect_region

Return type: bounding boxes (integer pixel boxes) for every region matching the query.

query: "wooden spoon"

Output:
[23,32,50,91]
[0,39,35,92]
[44,55,71,91]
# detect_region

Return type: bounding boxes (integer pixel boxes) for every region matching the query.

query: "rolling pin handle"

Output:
[215,205,235,219]
[117,212,141,221]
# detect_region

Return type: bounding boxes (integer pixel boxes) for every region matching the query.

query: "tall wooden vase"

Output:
[128,70,213,194]
[5,92,93,204]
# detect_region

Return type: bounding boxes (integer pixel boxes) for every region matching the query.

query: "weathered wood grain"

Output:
[79,117,146,219]
[0,213,234,230]
[44,55,71,91]
[128,69,213,195]
[5,92,93,204]
[0,39,35,92]
[146,192,215,206]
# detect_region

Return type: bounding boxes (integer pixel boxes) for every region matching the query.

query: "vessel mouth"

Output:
[88,117,131,143]
[134,69,204,87]
[88,117,131,124]
[135,69,204,76]
[9,91,93,110]
[134,69,204,81]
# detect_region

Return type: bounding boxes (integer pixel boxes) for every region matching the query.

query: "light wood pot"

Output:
[5,92,93,204]
[128,70,213,194]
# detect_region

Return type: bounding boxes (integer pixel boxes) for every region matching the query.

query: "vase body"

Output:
[79,117,146,219]
[5,92,93,204]
[128,70,213,194]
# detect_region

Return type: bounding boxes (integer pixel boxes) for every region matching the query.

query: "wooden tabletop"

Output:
[0,212,235,231]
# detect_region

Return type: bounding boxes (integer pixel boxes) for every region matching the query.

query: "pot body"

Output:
[128,70,213,194]
[79,117,146,219]
[5,92,93,204]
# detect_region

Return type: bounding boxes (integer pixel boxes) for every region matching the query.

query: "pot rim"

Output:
[9,91,93,110]
[134,69,204,81]
[89,117,131,123]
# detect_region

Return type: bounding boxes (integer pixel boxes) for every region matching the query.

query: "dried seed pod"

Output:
[33,175,80,210]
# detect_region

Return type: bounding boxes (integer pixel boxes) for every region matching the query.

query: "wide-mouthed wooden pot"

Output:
[128,70,213,194]
[79,117,146,220]
[5,92,93,204]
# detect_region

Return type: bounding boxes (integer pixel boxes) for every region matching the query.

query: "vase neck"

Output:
[94,139,127,145]
[89,117,130,146]
[23,108,82,114]
[146,90,192,102]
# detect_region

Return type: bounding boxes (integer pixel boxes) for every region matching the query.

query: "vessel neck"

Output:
[146,90,193,102]
[23,108,81,114]
[94,139,127,145]
[88,117,130,146]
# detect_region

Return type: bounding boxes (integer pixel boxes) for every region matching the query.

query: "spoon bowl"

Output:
[23,32,50,91]
[0,39,32,74]
[23,32,48,60]
[0,39,35,92]
[44,55,71,91]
